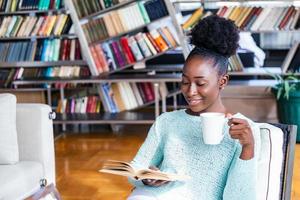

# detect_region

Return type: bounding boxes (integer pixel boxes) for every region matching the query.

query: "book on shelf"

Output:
[0,14,73,38]
[88,26,177,74]
[182,6,300,32]
[281,42,300,73]
[0,38,82,62]
[81,0,168,44]
[99,160,190,181]
[228,53,244,72]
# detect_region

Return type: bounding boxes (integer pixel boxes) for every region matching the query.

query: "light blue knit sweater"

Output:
[129,109,260,200]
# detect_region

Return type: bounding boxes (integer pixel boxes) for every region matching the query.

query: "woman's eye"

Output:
[181,81,189,85]
[196,83,205,86]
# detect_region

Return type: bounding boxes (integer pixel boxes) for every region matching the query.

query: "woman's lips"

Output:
[187,98,203,106]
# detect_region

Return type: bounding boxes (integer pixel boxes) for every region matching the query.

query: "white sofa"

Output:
[0,94,60,200]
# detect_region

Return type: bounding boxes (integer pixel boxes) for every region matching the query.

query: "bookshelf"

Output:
[0,0,93,120]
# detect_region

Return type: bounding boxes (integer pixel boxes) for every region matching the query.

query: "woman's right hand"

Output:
[142,166,170,187]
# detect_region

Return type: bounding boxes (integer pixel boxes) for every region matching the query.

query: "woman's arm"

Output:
[223,117,260,200]
[129,116,165,187]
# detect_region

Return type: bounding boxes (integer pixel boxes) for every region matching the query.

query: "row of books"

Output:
[99,82,168,113]
[228,54,244,72]
[0,38,82,62]
[183,6,300,31]
[90,26,178,74]
[0,14,72,38]
[72,0,127,19]
[56,95,101,114]
[0,66,90,87]
[0,0,63,11]
[82,0,168,44]
[217,6,300,31]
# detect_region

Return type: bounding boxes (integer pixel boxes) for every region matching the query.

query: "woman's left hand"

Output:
[227,114,255,160]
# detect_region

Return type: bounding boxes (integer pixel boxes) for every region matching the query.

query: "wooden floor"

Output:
[55,126,300,200]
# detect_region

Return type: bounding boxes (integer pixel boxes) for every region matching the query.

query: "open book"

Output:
[99,160,190,181]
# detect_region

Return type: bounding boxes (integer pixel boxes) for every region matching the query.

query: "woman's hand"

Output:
[227,113,255,160]
[142,166,170,187]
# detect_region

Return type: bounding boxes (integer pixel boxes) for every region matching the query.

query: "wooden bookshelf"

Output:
[54,111,155,124]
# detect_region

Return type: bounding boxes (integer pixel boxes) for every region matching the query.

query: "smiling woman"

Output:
[127,15,260,200]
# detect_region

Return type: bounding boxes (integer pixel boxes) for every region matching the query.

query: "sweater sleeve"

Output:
[128,116,165,187]
[223,122,261,200]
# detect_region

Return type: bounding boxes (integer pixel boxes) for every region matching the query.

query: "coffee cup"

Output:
[200,112,226,145]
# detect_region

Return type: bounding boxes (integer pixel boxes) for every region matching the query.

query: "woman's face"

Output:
[181,56,228,114]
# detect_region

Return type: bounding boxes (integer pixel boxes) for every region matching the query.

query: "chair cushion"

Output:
[0,161,43,200]
[257,123,284,200]
[0,93,19,164]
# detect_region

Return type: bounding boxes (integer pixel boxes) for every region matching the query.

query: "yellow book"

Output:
[237,7,253,28]
[56,15,68,35]
[182,7,203,30]
[45,15,57,36]
[230,7,243,22]
[52,14,64,35]
[228,6,239,20]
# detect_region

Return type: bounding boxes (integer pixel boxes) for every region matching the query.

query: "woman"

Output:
[127,15,260,200]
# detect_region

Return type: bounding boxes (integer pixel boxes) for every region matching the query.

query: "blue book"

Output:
[41,40,49,61]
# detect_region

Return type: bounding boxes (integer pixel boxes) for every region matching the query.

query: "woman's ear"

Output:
[219,74,229,90]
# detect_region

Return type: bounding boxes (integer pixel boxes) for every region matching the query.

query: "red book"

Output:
[146,32,161,53]
[75,39,81,60]
[89,46,103,73]
[279,7,295,30]
[95,45,109,72]
[120,37,135,63]
[65,39,71,60]
[141,82,154,102]
[218,6,228,17]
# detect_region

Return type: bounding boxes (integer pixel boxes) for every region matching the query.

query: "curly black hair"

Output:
[187,15,240,75]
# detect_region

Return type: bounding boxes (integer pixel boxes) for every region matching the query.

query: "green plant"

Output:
[270,73,300,100]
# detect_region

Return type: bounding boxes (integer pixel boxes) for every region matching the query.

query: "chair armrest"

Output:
[16,104,55,185]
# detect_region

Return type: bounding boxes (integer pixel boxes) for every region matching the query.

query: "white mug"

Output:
[200,112,226,145]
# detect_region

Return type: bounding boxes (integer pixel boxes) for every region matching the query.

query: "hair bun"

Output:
[190,15,239,58]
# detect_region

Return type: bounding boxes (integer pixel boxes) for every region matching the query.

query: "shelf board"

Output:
[53,111,155,124]
[14,71,300,86]
[0,88,48,92]
[0,34,77,41]
[80,0,136,22]
[89,15,170,45]
[0,60,86,68]
[0,8,66,15]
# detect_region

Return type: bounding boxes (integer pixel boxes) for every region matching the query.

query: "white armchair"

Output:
[0,93,61,200]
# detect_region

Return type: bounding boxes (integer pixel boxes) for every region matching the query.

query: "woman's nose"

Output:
[188,83,197,96]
